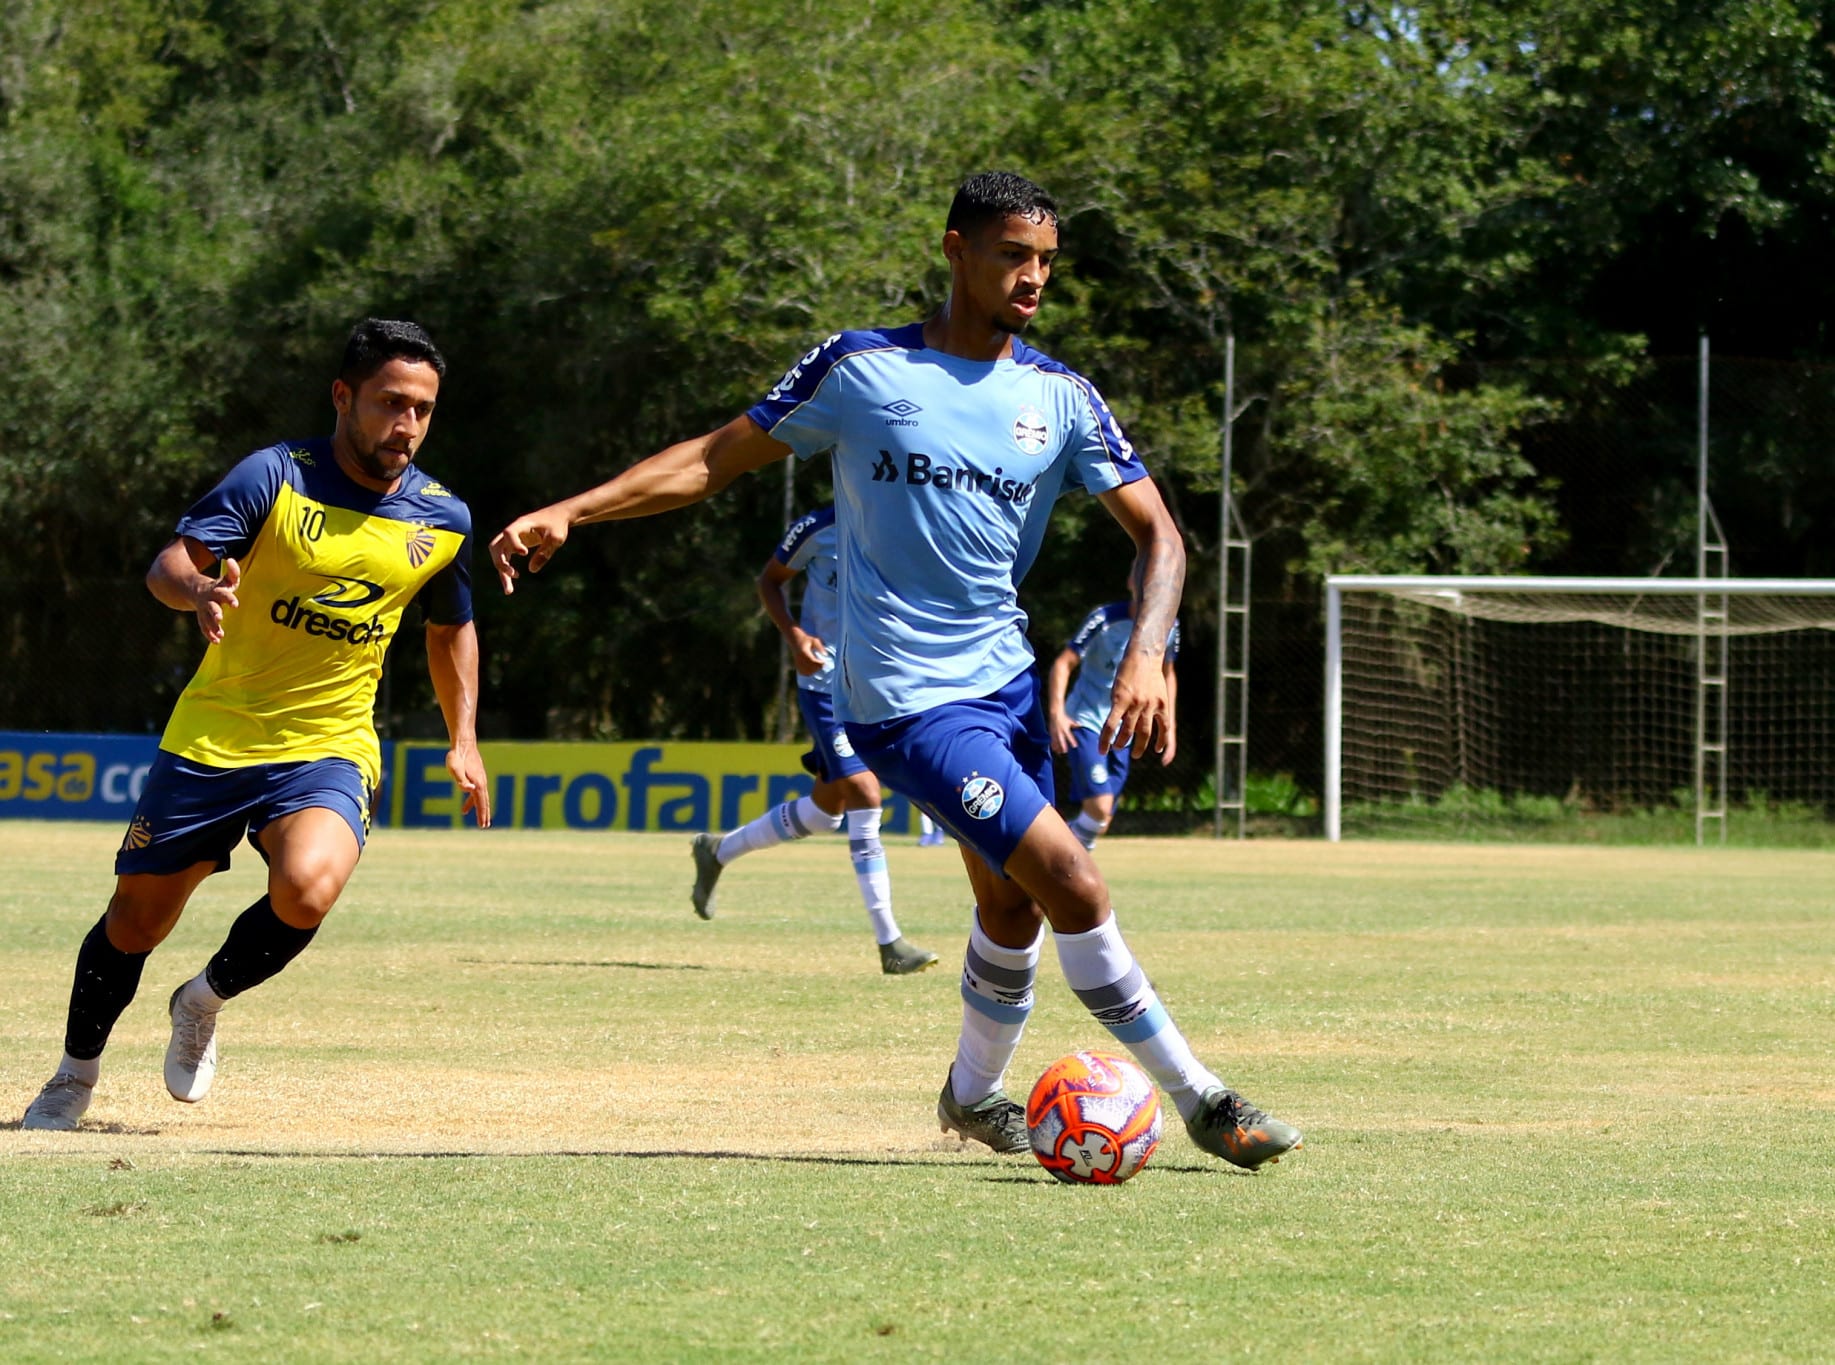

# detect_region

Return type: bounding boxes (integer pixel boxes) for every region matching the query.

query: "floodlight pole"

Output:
[1696,334,1709,568]
[1213,335,1249,839]
[1695,335,1729,845]
[1214,338,1232,837]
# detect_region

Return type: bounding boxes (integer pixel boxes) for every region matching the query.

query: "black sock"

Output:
[202,896,318,1000]
[63,914,150,1061]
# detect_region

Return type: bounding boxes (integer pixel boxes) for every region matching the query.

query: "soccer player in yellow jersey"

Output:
[20,318,491,1132]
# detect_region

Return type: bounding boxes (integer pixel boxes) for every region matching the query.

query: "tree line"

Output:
[4,0,1833,783]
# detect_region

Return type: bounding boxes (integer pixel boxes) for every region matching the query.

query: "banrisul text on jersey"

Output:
[747,323,1146,725]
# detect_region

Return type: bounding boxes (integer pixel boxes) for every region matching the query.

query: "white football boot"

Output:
[21,1073,96,1131]
[164,983,220,1103]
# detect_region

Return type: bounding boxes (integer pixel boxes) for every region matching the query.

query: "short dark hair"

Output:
[945,171,1058,237]
[340,317,447,389]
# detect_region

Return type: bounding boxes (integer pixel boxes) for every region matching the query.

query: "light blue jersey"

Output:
[773,505,840,693]
[747,323,1146,724]
[1063,602,1182,733]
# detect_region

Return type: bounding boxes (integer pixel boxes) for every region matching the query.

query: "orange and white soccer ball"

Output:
[1025,1050,1162,1184]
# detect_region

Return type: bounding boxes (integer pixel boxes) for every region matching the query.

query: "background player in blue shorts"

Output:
[489,172,1301,1171]
[20,319,491,1132]
[689,505,938,975]
[1047,599,1181,851]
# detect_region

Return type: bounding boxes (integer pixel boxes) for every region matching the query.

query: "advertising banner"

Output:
[389,740,922,833]
[0,732,164,822]
[0,733,923,835]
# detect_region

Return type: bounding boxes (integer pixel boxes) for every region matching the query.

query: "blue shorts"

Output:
[846,670,1053,874]
[115,750,371,878]
[797,686,869,782]
[1065,726,1132,803]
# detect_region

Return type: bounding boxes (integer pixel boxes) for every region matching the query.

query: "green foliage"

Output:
[5,0,1835,736]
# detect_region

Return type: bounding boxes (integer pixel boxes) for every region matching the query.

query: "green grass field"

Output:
[2,823,1831,1362]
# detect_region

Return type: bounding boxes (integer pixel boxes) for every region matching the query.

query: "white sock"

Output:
[1072,811,1104,849]
[845,808,899,945]
[919,812,936,836]
[951,913,1042,1104]
[716,795,840,864]
[57,1052,100,1086]
[1053,911,1222,1121]
[179,972,227,1012]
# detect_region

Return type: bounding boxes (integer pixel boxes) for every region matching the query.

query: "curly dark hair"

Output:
[340,318,447,388]
[945,171,1058,236]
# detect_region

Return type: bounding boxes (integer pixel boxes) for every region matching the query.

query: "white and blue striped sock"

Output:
[1054,912,1222,1121]
[716,795,841,864]
[951,913,1041,1104]
[845,808,899,945]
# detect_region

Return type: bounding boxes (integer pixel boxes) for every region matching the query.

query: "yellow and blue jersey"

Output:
[159,438,473,788]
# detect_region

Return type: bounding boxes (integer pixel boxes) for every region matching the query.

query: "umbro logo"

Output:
[882,398,922,428]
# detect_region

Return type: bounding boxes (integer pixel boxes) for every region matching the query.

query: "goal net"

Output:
[1324,576,1835,840]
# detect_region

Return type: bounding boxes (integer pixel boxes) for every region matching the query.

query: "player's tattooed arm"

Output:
[1094,478,1187,763]
[146,536,241,645]
[489,415,792,594]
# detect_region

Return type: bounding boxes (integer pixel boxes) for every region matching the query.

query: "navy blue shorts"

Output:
[797,686,870,783]
[1064,725,1132,803]
[115,750,371,878]
[846,671,1053,874]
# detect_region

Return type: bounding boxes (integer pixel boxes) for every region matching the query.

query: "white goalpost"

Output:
[1324,576,1835,842]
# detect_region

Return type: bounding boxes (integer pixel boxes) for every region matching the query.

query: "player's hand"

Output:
[1100,653,1177,765]
[1048,710,1077,755]
[448,740,492,829]
[193,557,241,644]
[489,510,571,595]
[789,629,830,677]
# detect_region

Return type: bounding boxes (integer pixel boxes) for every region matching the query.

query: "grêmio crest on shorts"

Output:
[746,324,1147,725]
[158,438,472,787]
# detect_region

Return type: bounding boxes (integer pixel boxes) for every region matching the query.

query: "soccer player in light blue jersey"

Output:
[1047,599,1181,850]
[689,505,939,975]
[490,171,1301,1171]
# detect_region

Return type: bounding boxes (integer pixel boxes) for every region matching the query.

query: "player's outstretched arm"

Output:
[489,415,792,594]
[1094,477,1186,763]
[425,620,492,829]
[757,558,829,677]
[146,536,241,644]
